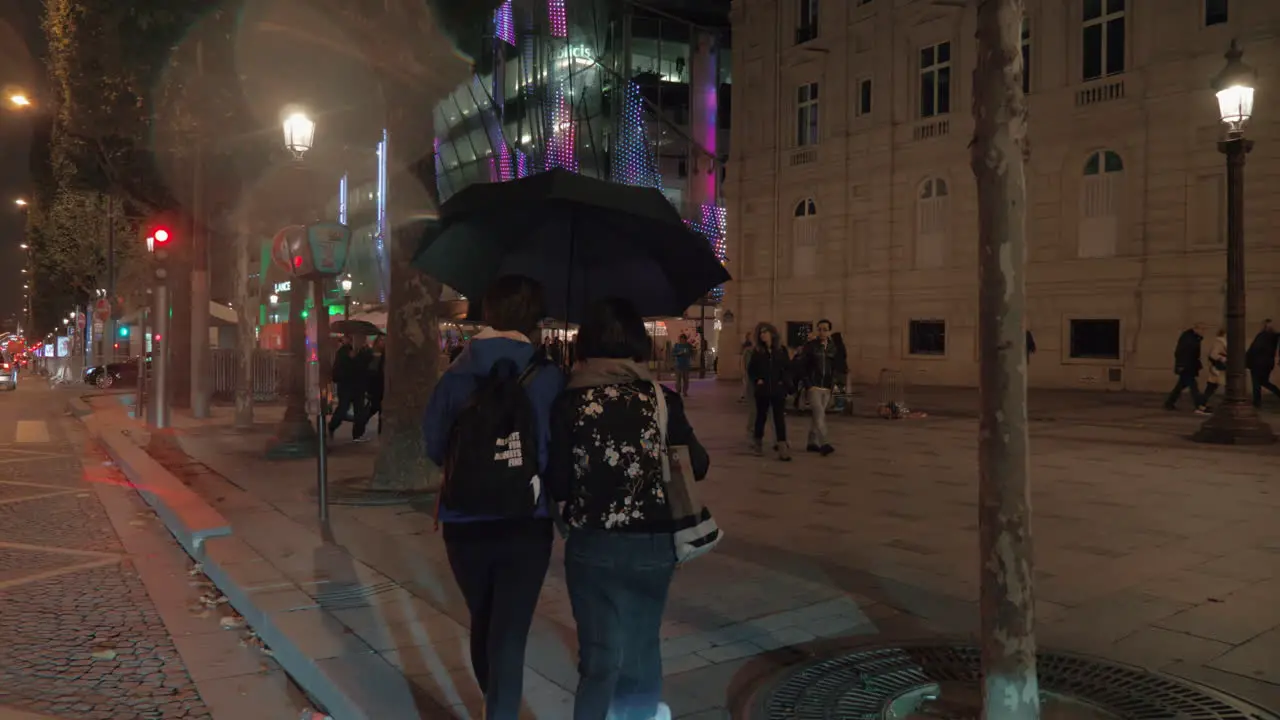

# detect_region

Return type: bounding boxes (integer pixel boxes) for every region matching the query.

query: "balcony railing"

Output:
[1076,78,1125,107]
[789,147,818,167]
[913,118,950,141]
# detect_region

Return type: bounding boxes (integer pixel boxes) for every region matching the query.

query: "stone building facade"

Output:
[721,0,1280,392]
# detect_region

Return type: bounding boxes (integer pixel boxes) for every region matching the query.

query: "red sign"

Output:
[75,313,86,330]
[93,298,111,322]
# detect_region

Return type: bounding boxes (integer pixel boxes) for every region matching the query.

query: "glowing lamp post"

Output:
[1193,41,1274,445]
[282,112,316,160]
[341,276,353,319]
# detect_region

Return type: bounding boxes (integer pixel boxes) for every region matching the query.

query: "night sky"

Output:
[0,0,41,335]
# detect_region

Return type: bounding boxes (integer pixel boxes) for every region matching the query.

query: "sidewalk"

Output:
[79,381,1280,718]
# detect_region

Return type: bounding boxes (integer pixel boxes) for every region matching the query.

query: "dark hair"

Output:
[816,319,832,330]
[577,297,652,362]
[754,321,780,350]
[482,275,546,338]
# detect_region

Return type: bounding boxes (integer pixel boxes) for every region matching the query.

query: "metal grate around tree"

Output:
[751,643,1278,720]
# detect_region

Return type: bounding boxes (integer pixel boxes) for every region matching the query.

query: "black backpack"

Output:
[441,357,544,517]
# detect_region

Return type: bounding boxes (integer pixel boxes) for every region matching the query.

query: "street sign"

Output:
[93,298,111,323]
[75,314,85,330]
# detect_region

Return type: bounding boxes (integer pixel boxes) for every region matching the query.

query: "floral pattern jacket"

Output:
[548,378,709,533]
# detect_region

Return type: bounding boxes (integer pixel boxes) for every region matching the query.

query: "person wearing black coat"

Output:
[1164,325,1205,411]
[747,322,793,461]
[1246,319,1280,408]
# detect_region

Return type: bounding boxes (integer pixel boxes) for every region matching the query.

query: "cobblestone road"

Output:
[0,385,212,720]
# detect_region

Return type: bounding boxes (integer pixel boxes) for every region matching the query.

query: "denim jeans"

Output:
[566,529,677,720]
[444,521,553,720]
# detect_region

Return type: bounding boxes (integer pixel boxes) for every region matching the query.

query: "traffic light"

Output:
[118,326,129,338]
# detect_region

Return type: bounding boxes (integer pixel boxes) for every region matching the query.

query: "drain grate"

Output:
[313,581,401,610]
[752,643,1278,720]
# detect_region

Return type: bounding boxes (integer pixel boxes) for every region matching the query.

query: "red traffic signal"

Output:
[154,228,170,244]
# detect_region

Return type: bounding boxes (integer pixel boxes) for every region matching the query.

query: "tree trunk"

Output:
[233,208,255,430]
[371,120,443,492]
[970,1,1040,719]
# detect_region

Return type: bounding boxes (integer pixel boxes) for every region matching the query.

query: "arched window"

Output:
[915,178,948,269]
[792,198,818,277]
[1079,150,1123,258]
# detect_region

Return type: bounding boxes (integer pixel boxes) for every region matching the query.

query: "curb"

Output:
[67,401,423,720]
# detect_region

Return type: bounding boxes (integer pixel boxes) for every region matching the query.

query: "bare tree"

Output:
[970,0,1040,718]
[232,207,256,430]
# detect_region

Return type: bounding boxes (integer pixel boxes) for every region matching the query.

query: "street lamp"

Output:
[1193,40,1275,445]
[14,198,27,207]
[19,243,27,249]
[341,276,353,319]
[281,111,315,160]
[8,94,31,108]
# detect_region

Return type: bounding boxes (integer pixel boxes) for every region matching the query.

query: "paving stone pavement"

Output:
[0,385,309,720]
[162,380,1280,718]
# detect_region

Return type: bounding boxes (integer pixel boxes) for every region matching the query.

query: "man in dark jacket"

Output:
[1164,325,1205,411]
[1246,319,1280,408]
[794,319,843,456]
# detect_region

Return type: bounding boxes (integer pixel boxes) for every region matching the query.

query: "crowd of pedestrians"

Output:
[328,334,385,442]
[1165,319,1280,413]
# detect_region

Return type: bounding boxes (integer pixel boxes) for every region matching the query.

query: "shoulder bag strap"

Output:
[650,381,672,486]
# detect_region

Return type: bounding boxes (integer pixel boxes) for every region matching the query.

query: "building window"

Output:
[915,177,948,268]
[919,41,952,118]
[792,198,818,278]
[1021,19,1031,93]
[1069,319,1121,360]
[1205,0,1228,26]
[796,82,820,147]
[797,0,818,44]
[856,79,873,116]
[909,320,947,356]
[1079,150,1123,258]
[1082,0,1125,81]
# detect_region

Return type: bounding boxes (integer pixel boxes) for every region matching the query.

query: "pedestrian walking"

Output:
[423,275,566,720]
[1164,325,1205,411]
[747,322,793,461]
[672,333,694,396]
[1246,319,1280,408]
[329,334,374,442]
[794,319,841,456]
[548,297,709,720]
[1197,328,1227,415]
[1026,329,1036,363]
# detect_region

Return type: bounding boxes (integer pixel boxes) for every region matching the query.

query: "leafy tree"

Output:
[321,0,507,491]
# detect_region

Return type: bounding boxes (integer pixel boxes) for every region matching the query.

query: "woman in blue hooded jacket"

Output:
[423,275,566,719]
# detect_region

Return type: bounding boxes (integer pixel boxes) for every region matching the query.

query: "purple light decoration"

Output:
[547,0,567,38]
[685,204,728,301]
[516,150,528,178]
[497,140,512,181]
[611,82,662,189]
[544,84,577,171]
[495,0,516,45]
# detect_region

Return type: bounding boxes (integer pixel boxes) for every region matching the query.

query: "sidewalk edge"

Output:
[66,400,421,720]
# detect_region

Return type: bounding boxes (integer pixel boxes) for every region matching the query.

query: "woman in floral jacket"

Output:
[548,297,710,720]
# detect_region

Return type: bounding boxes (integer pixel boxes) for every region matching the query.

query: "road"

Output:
[0,379,311,720]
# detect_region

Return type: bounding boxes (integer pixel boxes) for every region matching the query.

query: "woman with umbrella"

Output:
[547,297,709,720]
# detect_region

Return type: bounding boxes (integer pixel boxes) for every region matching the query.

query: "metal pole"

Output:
[191,37,211,419]
[150,284,170,430]
[1193,137,1274,444]
[317,394,329,523]
[106,197,116,362]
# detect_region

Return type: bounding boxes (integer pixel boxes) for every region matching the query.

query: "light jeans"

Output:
[807,386,832,447]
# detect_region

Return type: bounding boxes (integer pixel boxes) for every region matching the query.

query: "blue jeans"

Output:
[566,529,676,720]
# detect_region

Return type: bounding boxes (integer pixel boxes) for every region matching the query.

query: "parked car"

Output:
[0,350,17,391]
[84,357,147,389]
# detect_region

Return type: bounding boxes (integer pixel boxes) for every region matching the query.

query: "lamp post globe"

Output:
[1193,40,1275,445]
[281,111,316,160]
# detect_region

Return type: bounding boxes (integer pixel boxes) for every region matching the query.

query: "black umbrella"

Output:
[412,169,730,323]
[330,319,384,336]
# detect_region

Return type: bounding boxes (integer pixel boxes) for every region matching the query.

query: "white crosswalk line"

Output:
[14,420,50,444]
